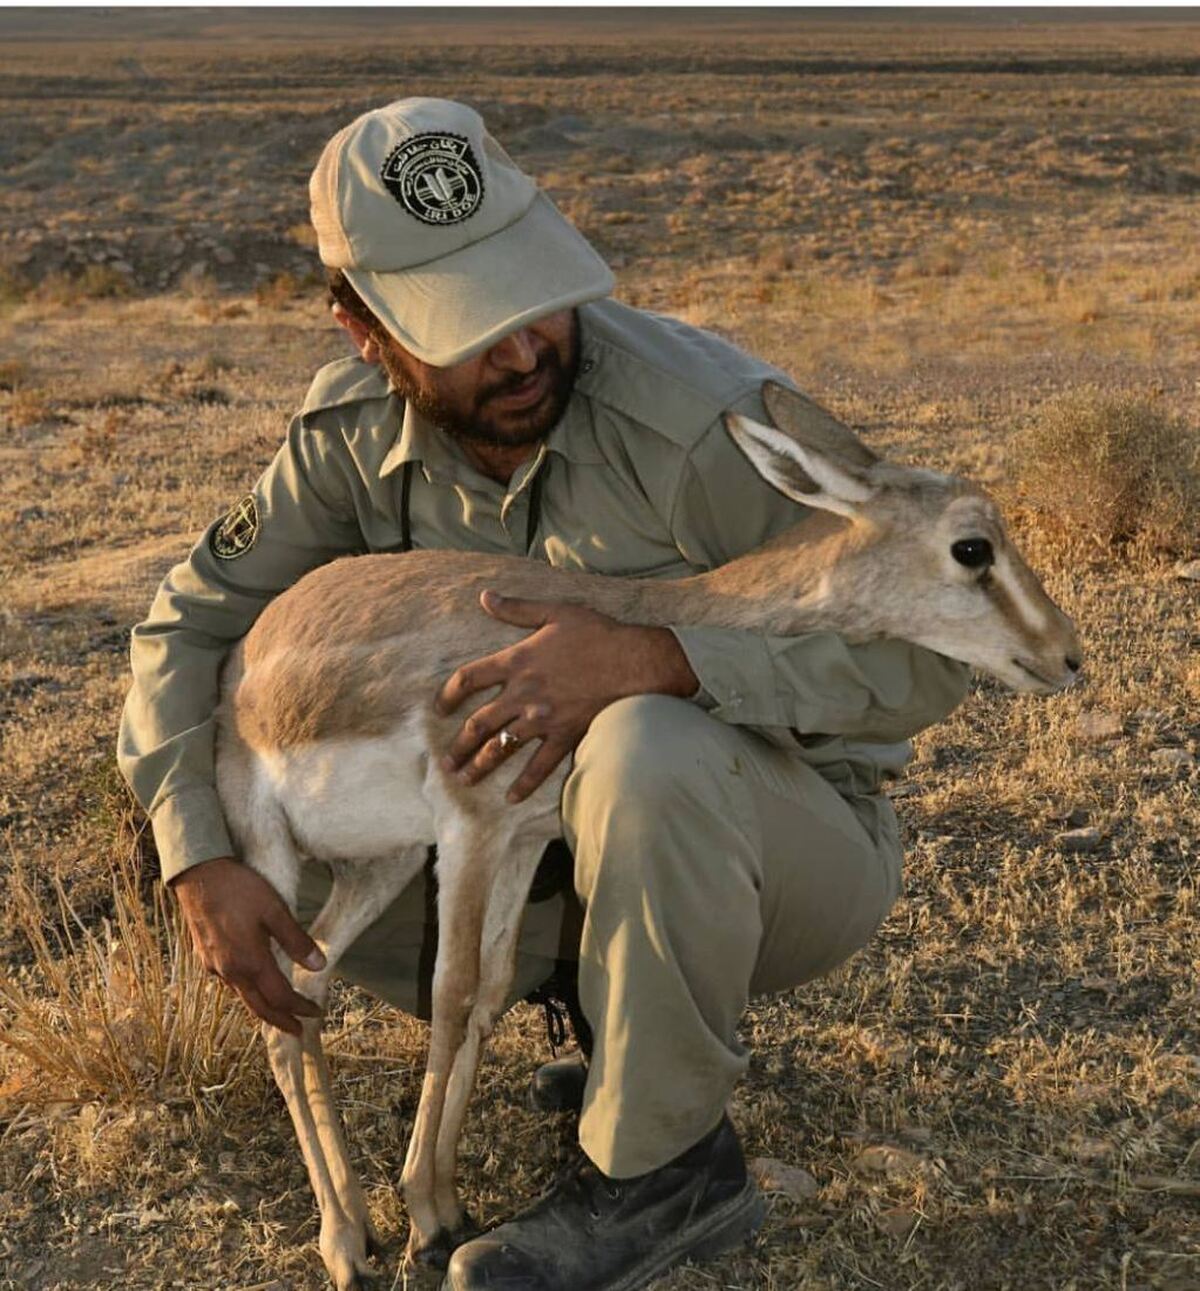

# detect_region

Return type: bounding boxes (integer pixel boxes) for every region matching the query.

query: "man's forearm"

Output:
[669,624,971,741]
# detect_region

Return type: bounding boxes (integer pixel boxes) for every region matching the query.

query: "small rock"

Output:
[1174,559,1200,581]
[749,1156,819,1200]
[852,1144,925,1177]
[213,245,236,266]
[1074,709,1122,742]
[1070,1136,1116,1164]
[1151,747,1195,770]
[876,1206,919,1239]
[111,259,134,275]
[1056,826,1102,853]
[1079,974,1118,994]
[1046,803,1089,828]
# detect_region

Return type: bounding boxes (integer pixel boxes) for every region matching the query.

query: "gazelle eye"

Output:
[951,538,994,569]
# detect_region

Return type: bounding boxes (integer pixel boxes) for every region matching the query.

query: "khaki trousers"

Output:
[296,695,903,1178]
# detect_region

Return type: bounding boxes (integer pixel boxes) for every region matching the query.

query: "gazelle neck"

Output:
[615,509,876,637]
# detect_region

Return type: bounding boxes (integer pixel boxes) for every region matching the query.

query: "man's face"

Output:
[377,309,580,449]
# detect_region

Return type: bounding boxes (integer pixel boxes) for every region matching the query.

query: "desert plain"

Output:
[0,8,1198,1290]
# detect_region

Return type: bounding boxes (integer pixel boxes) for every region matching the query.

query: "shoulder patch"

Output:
[300,356,392,420]
[210,494,260,560]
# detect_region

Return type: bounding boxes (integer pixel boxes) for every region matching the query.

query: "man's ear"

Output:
[331,303,383,364]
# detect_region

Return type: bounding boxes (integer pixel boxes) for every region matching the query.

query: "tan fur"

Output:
[227,508,863,753]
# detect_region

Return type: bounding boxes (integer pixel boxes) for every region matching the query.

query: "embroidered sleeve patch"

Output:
[210,494,260,560]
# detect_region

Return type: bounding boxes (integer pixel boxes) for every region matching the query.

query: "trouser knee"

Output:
[563,694,756,905]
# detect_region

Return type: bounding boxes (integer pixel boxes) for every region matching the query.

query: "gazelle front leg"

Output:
[264,1002,380,1291]
[265,851,427,1290]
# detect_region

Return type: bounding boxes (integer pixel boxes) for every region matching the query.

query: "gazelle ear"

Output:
[724,411,876,519]
[762,381,879,473]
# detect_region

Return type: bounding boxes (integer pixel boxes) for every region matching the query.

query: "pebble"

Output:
[213,245,235,265]
[1074,709,1122,742]
[750,1156,819,1200]
[1056,826,1102,853]
[1174,559,1200,581]
[1151,747,1195,769]
[852,1144,925,1177]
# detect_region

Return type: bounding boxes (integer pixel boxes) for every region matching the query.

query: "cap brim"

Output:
[344,193,615,368]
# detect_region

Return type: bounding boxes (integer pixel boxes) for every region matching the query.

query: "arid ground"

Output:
[1,10,1198,1291]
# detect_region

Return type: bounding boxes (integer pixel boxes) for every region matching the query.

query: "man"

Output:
[119,98,969,1290]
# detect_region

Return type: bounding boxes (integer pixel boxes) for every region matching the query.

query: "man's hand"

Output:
[171,857,327,1036]
[436,591,698,802]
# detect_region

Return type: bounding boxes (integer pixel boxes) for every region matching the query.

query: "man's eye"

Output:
[951,538,994,569]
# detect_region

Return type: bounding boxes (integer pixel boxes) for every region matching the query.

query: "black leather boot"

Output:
[528,1050,588,1113]
[441,1115,763,1291]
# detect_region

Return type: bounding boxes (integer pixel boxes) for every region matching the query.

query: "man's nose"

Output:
[489,328,539,372]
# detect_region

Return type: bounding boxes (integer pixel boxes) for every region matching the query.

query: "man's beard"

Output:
[380,318,581,449]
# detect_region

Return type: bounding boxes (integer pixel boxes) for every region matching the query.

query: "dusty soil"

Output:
[1,11,1197,1291]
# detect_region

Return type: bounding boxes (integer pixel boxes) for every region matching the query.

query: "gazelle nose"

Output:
[1065,655,1082,674]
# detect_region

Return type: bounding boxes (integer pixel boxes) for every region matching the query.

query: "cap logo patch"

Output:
[381,132,484,226]
[210,494,260,560]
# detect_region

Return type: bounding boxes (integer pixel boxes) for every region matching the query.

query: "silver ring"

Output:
[497,729,521,752]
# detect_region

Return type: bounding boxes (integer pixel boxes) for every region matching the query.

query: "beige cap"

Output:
[310,97,615,367]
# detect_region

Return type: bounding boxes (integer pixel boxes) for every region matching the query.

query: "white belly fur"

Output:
[255,716,436,862]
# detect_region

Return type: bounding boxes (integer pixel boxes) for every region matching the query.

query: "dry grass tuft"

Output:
[0,823,263,1110]
[255,270,307,310]
[1008,389,1200,561]
[0,357,30,391]
[2,384,51,431]
[35,264,135,306]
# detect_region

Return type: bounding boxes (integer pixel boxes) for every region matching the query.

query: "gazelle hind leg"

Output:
[431,839,551,1240]
[400,826,492,1268]
[265,849,429,1290]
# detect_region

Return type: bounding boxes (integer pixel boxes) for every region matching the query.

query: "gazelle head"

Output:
[726,382,1082,694]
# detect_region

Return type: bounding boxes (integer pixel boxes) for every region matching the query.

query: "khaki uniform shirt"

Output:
[118,298,970,883]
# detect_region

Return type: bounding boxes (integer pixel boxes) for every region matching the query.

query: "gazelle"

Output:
[214,381,1080,1289]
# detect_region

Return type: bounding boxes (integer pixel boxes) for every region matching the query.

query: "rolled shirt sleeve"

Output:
[666,393,972,744]
[117,416,363,883]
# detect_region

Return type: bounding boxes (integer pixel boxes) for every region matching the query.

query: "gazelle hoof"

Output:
[405,1214,478,1272]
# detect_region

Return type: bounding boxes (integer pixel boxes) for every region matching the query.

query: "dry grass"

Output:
[34,265,135,307]
[0,834,262,1110]
[1,11,1198,1291]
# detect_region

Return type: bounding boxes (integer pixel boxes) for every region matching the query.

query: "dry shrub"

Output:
[255,269,303,310]
[0,837,263,1109]
[0,263,30,307]
[37,264,133,305]
[1008,389,1200,561]
[3,385,51,431]
[0,358,29,391]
